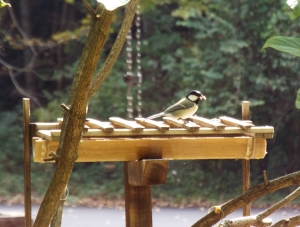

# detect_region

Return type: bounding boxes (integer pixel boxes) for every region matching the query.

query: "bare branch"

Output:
[0,7,37,72]
[87,0,139,99]
[0,6,43,107]
[191,171,300,227]
[272,216,300,227]
[8,7,37,56]
[8,69,43,107]
[82,0,96,16]
[60,103,70,112]
[223,216,272,227]
[222,187,300,227]
[257,187,300,220]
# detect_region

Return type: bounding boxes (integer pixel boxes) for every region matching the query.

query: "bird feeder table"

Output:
[32,116,273,163]
[23,99,274,227]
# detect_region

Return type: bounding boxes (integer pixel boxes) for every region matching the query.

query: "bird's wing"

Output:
[164,98,194,114]
[147,112,165,119]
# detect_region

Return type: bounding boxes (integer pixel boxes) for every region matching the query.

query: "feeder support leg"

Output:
[124,162,152,227]
[124,159,169,227]
[242,101,251,216]
[23,98,32,227]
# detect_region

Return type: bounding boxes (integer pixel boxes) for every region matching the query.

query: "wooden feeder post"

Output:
[242,101,251,216]
[124,159,168,227]
[22,98,32,227]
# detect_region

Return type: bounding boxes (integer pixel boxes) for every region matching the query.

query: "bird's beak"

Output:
[200,95,206,100]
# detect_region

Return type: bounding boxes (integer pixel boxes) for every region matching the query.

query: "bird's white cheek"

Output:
[188,94,200,102]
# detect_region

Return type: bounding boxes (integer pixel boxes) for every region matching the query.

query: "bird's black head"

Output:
[186,90,206,104]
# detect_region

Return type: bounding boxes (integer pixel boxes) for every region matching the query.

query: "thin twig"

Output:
[8,69,43,108]
[0,7,42,108]
[272,215,300,227]
[82,0,96,16]
[60,103,70,112]
[43,152,60,162]
[257,186,300,220]
[87,0,139,99]
[0,7,37,72]
[223,186,300,227]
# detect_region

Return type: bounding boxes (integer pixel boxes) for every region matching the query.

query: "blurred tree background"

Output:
[0,0,299,205]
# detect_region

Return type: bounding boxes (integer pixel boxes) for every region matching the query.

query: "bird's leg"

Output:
[179,118,189,124]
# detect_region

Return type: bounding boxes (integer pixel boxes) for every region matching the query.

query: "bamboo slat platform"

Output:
[31,116,274,163]
[23,99,275,227]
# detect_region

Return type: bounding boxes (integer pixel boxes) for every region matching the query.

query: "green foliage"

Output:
[262,1,300,109]
[262,1,300,110]
[296,89,300,109]
[262,36,300,57]
[293,3,300,18]
[140,0,300,200]
[286,0,300,18]
[152,160,243,202]
[0,109,24,196]
[0,110,23,172]
[1,0,300,204]
[0,0,10,8]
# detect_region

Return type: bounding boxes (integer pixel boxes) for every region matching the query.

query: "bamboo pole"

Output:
[22,98,32,227]
[32,137,267,162]
[242,101,251,217]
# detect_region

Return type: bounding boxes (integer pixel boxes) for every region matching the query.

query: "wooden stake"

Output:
[124,162,153,227]
[242,101,251,217]
[263,170,269,185]
[22,98,32,227]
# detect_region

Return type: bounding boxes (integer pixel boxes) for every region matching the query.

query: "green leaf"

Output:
[286,0,300,18]
[294,3,300,18]
[0,0,11,8]
[262,36,300,57]
[296,89,300,109]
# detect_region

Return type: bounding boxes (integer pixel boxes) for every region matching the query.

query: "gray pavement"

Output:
[0,204,299,226]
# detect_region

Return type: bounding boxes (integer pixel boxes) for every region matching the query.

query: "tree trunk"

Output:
[33,4,115,227]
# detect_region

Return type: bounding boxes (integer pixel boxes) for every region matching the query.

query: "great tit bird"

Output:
[147,90,206,120]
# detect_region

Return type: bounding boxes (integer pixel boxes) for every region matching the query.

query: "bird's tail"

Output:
[146,112,165,120]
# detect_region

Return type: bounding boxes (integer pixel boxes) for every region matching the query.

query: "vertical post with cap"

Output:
[242,101,251,216]
[23,98,32,226]
[124,159,168,227]
[124,162,153,227]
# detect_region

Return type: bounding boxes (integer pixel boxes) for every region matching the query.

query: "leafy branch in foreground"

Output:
[262,0,300,109]
[0,0,11,8]
[262,36,300,58]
